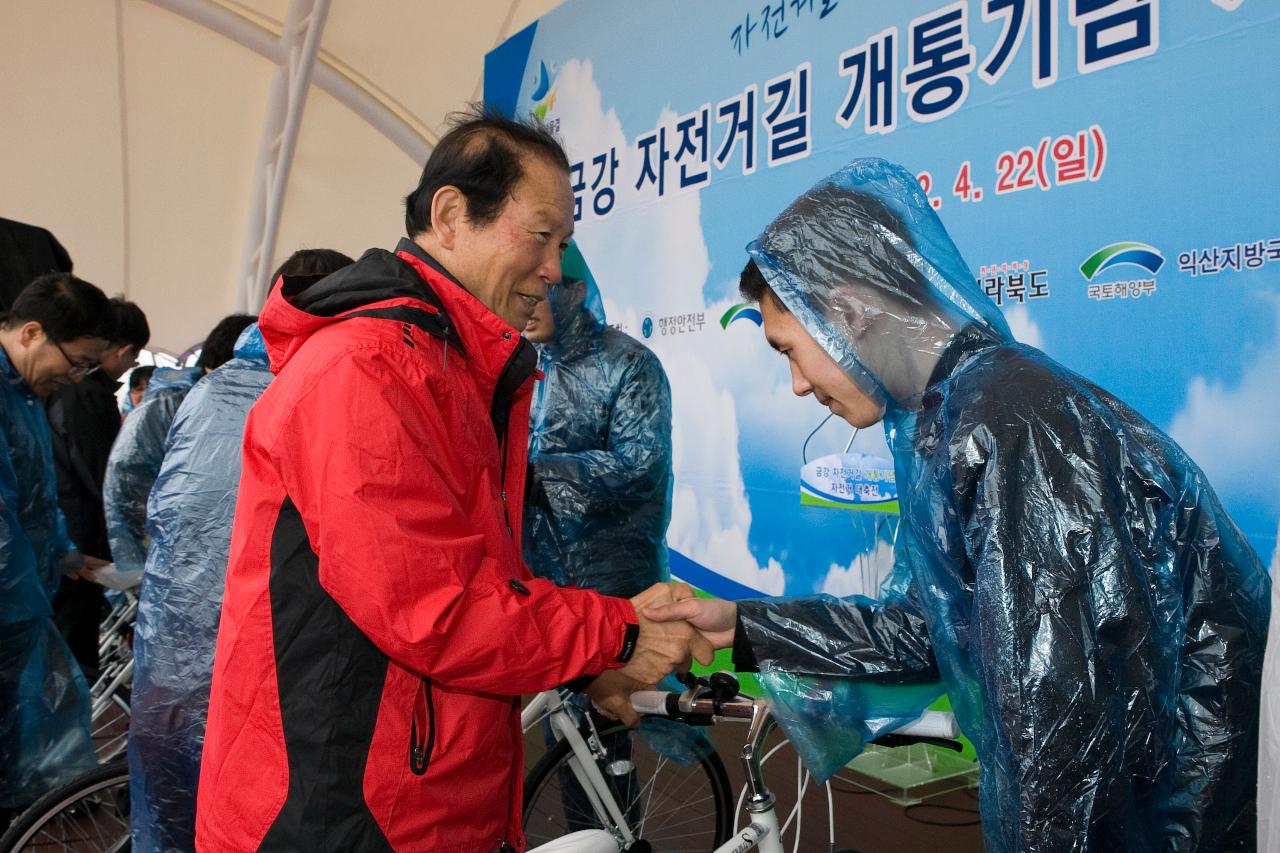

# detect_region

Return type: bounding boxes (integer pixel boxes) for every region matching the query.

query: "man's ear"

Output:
[429,186,467,250]
[17,320,44,348]
[829,287,871,339]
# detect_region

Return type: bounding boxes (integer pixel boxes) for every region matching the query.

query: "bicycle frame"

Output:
[526,682,960,853]
[521,690,639,848]
[630,683,961,853]
[523,688,788,853]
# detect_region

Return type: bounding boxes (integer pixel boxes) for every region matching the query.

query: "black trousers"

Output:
[51,578,104,683]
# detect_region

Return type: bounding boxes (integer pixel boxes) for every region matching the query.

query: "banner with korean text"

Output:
[486,0,1280,599]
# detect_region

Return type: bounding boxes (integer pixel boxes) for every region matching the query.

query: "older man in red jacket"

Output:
[195,106,706,853]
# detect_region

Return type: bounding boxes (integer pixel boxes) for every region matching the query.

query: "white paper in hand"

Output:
[89,562,143,591]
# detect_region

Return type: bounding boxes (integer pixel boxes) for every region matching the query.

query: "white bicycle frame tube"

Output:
[523,691,637,847]
[521,690,554,730]
[712,807,783,853]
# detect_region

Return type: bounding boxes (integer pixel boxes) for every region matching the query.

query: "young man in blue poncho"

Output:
[643,158,1270,852]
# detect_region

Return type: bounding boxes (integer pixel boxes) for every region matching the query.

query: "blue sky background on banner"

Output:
[486,0,1280,598]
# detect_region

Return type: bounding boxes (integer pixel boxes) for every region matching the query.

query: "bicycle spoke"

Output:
[523,723,730,851]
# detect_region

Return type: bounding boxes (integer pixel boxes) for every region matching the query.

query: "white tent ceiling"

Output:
[2,0,563,352]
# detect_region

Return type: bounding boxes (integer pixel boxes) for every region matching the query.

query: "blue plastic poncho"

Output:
[127,325,270,853]
[102,366,202,572]
[739,158,1271,852]
[524,249,673,599]
[0,347,96,808]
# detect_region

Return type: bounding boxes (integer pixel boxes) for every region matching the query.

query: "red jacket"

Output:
[196,240,638,852]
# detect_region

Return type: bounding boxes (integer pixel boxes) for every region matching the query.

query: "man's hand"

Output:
[641,598,738,650]
[64,554,109,582]
[616,583,714,687]
[617,615,716,686]
[584,669,646,726]
[629,581,696,612]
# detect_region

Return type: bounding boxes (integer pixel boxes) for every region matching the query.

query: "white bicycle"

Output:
[521,674,961,853]
[88,588,138,762]
[520,682,734,851]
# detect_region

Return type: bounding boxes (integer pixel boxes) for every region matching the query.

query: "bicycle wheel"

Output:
[90,686,131,763]
[523,725,732,851]
[0,760,131,852]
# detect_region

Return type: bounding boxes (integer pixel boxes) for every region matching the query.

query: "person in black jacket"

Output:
[0,217,73,311]
[46,298,150,679]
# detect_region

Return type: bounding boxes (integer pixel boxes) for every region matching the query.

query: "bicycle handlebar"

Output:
[628,690,960,739]
[629,680,965,815]
[887,709,959,739]
[628,690,681,718]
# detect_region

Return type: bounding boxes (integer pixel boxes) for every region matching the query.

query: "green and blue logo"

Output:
[641,316,653,338]
[529,61,556,119]
[719,303,763,329]
[1079,242,1165,281]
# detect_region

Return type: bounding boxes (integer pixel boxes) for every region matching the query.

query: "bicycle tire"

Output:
[0,760,131,853]
[523,724,732,851]
[90,687,131,763]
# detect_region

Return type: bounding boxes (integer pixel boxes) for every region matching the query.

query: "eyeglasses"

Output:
[52,341,101,378]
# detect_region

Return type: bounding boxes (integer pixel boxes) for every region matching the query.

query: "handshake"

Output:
[586,581,739,725]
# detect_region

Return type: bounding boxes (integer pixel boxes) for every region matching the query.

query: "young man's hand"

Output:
[641,598,738,650]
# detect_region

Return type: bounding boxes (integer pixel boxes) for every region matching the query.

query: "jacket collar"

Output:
[393,238,537,400]
[0,345,33,399]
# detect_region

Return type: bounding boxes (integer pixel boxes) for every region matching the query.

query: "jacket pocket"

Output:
[409,676,435,776]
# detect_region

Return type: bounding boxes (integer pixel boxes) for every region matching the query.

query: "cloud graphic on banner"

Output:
[1211,0,1243,11]
[554,58,786,595]
[1004,305,1044,349]
[1273,522,1279,576]
[820,538,896,598]
[1169,296,1280,521]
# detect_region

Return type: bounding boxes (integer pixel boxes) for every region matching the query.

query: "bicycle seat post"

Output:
[740,699,777,814]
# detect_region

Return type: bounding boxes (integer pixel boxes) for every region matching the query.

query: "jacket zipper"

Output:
[409,676,435,776]
[491,337,536,538]
[498,427,513,537]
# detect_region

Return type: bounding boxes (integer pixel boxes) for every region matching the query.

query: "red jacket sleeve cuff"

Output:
[600,596,639,671]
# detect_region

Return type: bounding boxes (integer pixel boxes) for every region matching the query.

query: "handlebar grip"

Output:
[629,691,678,717]
[889,710,959,739]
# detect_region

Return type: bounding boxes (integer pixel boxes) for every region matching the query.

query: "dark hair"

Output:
[2,273,113,342]
[404,103,570,236]
[108,298,150,351]
[270,248,355,284]
[196,314,257,371]
[128,364,155,390]
[739,260,783,310]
